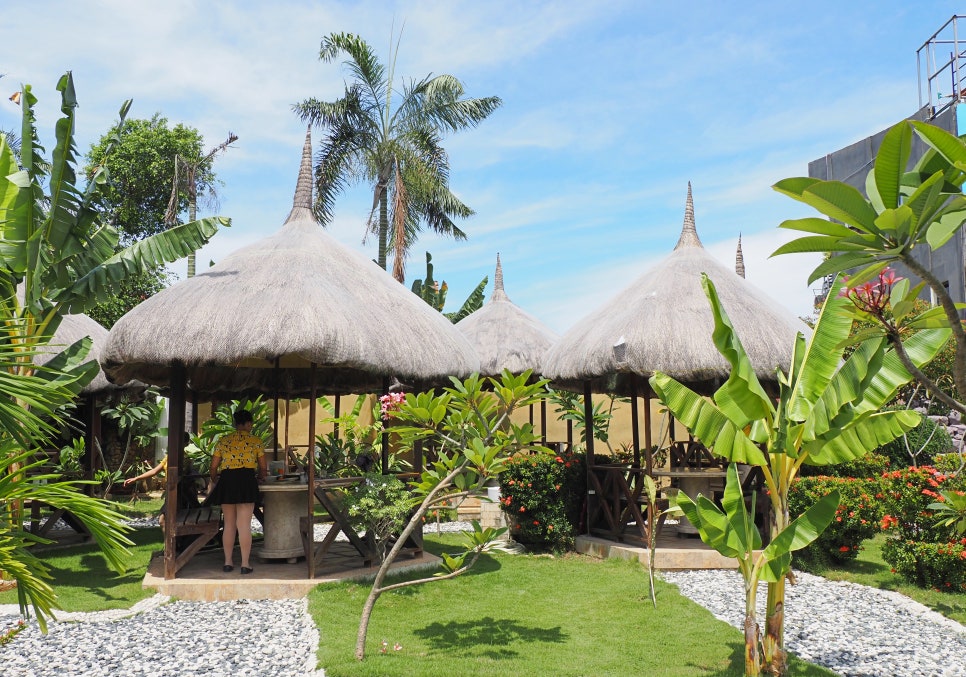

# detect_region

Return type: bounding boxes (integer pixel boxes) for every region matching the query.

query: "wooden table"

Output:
[258,480,309,562]
[652,468,727,535]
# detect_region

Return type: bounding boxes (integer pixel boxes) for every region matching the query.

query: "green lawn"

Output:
[309,535,836,677]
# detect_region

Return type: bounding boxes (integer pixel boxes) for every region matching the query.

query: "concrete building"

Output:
[808,15,966,309]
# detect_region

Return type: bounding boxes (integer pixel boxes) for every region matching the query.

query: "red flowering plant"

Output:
[788,476,883,569]
[878,466,965,542]
[882,538,966,592]
[499,450,586,551]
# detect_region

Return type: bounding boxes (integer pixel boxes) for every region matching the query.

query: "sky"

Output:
[2,1,961,335]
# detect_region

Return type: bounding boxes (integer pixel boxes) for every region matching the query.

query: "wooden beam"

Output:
[164,362,186,580]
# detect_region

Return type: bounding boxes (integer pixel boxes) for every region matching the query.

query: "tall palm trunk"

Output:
[377,189,389,271]
[744,577,762,677]
[186,198,197,278]
[764,485,791,675]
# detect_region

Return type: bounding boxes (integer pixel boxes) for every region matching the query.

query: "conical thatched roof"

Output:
[101,131,480,397]
[735,234,746,278]
[455,254,558,376]
[542,183,807,396]
[35,313,130,395]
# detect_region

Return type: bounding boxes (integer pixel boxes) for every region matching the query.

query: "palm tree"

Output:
[293,32,501,282]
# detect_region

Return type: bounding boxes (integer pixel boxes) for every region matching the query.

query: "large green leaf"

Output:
[777,217,863,238]
[806,411,919,464]
[60,216,229,312]
[770,234,872,255]
[649,374,767,465]
[801,251,885,286]
[912,120,966,168]
[799,181,880,233]
[675,492,747,559]
[873,122,913,210]
[787,281,852,421]
[759,489,840,582]
[702,275,773,426]
[927,197,966,250]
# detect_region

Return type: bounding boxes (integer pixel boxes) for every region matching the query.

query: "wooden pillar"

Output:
[307,364,317,579]
[582,381,595,536]
[540,400,548,447]
[164,362,186,580]
[630,376,640,467]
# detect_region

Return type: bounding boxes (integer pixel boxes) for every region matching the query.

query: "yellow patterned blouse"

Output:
[212,431,264,469]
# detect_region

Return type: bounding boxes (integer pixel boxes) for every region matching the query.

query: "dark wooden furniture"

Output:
[587,464,667,546]
[170,506,222,576]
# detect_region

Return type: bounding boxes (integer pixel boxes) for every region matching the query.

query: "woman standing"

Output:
[208,409,267,574]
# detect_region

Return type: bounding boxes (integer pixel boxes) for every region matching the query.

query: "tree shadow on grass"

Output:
[412,616,567,659]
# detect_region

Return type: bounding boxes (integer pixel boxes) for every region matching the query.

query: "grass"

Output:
[814,533,966,625]
[0,527,163,612]
[309,534,836,677]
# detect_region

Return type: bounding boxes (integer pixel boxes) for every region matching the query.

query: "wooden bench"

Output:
[168,506,222,577]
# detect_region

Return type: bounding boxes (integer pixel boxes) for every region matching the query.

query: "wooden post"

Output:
[164,362,186,580]
[582,381,595,535]
[540,400,548,447]
[307,364,317,579]
[630,375,640,467]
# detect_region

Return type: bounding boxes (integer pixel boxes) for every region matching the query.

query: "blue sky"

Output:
[3,1,960,334]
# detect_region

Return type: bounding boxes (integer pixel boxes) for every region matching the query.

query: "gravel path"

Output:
[5,520,966,676]
[661,569,966,677]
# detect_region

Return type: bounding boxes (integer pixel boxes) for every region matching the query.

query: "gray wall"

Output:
[808,105,966,307]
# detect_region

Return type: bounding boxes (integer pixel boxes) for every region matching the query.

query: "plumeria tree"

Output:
[649,275,948,676]
[772,120,966,417]
[353,370,547,660]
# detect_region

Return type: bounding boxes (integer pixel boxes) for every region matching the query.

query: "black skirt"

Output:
[207,467,259,505]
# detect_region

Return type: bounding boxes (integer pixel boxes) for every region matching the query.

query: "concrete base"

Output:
[143,542,440,601]
[576,533,748,570]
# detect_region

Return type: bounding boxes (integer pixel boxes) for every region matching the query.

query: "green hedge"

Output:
[882,538,966,593]
[500,451,586,551]
[788,476,883,569]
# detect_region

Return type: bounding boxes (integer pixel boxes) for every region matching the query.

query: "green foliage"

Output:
[54,436,85,478]
[879,465,966,543]
[798,452,891,479]
[648,274,948,676]
[185,398,273,474]
[98,387,164,496]
[788,476,883,569]
[351,370,548,659]
[875,409,952,468]
[546,387,614,447]
[499,450,586,551]
[294,32,501,282]
[882,538,966,593]
[343,472,412,562]
[411,253,488,322]
[85,114,215,242]
[930,489,966,537]
[86,268,171,329]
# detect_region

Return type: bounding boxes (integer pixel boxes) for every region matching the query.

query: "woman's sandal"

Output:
[240,567,253,575]
[223,565,234,572]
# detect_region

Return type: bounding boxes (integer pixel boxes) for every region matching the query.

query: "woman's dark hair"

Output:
[232,409,254,426]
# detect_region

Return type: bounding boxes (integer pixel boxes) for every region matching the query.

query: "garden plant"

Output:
[351,370,547,660]
[649,274,948,676]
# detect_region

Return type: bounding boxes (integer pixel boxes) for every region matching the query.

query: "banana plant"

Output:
[0,72,228,382]
[649,274,949,676]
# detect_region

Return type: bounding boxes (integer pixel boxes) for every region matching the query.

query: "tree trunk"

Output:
[743,579,761,676]
[377,190,389,271]
[763,580,786,676]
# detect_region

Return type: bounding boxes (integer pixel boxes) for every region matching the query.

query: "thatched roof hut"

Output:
[101,131,479,397]
[542,183,806,397]
[455,254,558,376]
[36,313,131,395]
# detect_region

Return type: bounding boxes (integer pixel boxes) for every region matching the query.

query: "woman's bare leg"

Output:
[222,503,237,566]
[236,502,256,569]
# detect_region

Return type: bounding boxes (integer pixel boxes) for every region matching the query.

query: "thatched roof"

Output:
[455,254,558,376]
[33,314,136,396]
[101,131,480,397]
[542,183,807,396]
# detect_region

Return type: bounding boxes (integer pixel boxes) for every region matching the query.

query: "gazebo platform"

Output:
[576,532,741,569]
[142,544,439,602]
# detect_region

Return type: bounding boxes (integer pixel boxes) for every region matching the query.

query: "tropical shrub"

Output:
[879,466,966,542]
[798,452,891,479]
[788,476,883,569]
[499,450,585,550]
[875,411,952,468]
[342,472,411,563]
[882,538,966,592]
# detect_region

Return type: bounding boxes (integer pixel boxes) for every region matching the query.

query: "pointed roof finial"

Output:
[674,181,703,250]
[285,126,315,224]
[735,233,746,278]
[491,253,509,302]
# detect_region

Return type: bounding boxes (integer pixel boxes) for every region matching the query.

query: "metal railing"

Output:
[918,15,966,119]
